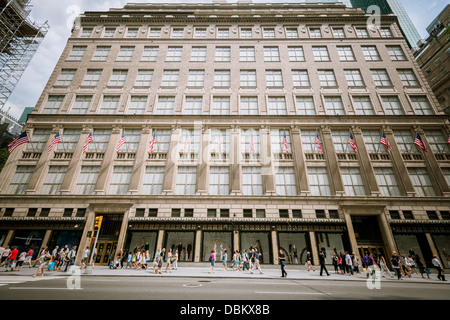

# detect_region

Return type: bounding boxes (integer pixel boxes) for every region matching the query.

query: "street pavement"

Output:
[1,262,448,284]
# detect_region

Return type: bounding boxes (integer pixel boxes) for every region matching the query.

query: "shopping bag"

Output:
[48,261,55,271]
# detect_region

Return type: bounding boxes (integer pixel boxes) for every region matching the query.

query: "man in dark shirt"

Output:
[319,251,330,276]
[279,249,287,278]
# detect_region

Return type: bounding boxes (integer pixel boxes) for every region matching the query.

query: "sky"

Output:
[2,0,448,121]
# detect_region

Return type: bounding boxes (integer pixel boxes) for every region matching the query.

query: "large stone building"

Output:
[1,2,449,268]
[414,5,450,115]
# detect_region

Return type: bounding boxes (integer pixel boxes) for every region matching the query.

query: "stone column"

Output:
[197,126,209,195]
[2,230,14,247]
[234,230,239,253]
[309,231,319,266]
[271,230,279,265]
[156,230,165,252]
[128,126,151,194]
[94,126,121,194]
[230,125,241,195]
[377,213,397,255]
[162,126,180,195]
[321,126,345,196]
[194,229,202,262]
[291,126,309,195]
[343,212,359,261]
[76,208,95,265]
[261,126,276,195]
[115,209,130,260]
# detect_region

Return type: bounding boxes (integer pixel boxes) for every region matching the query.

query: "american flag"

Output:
[184,136,189,153]
[83,130,93,153]
[116,130,126,153]
[283,133,289,154]
[251,135,255,154]
[448,135,450,144]
[348,132,358,153]
[316,131,322,154]
[47,130,62,152]
[217,136,221,153]
[148,131,157,154]
[8,131,29,153]
[380,132,392,154]
[414,132,428,154]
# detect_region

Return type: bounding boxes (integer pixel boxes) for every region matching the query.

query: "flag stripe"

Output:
[8,131,30,153]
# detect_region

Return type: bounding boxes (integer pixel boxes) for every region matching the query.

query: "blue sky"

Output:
[3,0,448,120]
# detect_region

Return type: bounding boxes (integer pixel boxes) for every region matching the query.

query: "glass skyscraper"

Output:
[350,0,422,50]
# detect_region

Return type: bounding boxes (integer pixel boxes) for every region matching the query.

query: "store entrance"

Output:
[358,246,388,267]
[94,241,117,265]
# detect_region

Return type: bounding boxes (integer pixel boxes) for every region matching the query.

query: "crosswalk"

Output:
[0,275,60,287]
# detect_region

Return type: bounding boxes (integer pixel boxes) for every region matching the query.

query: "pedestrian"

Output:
[414,254,430,279]
[25,247,34,268]
[13,250,27,271]
[249,248,254,271]
[340,252,347,275]
[56,246,67,271]
[232,251,238,271]
[345,251,353,275]
[165,248,173,273]
[222,248,228,271]
[32,248,52,278]
[64,246,77,272]
[305,251,315,271]
[4,246,18,272]
[251,248,263,274]
[351,253,360,274]
[1,246,10,267]
[81,246,90,269]
[391,251,402,280]
[408,255,418,274]
[152,249,161,273]
[279,249,287,278]
[242,249,249,271]
[209,249,216,274]
[319,251,330,276]
[378,254,393,278]
[156,253,163,274]
[365,253,376,279]
[117,249,124,269]
[400,253,412,278]
[338,253,344,275]
[432,255,446,281]
[126,251,132,268]
[172,249,179,270]
[331,252,339,274]
[0,244,5,263]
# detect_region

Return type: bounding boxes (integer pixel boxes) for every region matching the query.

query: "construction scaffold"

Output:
[0,0,49,111]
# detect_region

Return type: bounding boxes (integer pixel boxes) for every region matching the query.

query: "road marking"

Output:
[254,291,330,295]
[9,287,83,290]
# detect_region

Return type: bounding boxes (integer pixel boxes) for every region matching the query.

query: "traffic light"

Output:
[94,216,103,231]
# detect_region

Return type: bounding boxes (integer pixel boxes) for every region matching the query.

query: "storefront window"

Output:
[47,230,82,253]
[127,232,158,259]
[165,231,195,262]
[394,234,424,259]
[432,235,450,268]
[316,232,348,264]
[240,232,271,264]
[278,232,310,265]
[9,230,46,260]
[202,232,233,262]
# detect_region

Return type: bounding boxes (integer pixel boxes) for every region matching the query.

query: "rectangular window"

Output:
[142,166,165,195]
[87,129,110,153]
[362,130,384,154]
[215,46,231,62]
[194,28,207,38]
[337,46,355,61]
[176,167,197,195]
[80,28,93,38]
[275,167,297,196]
[184,97,203,115]
[210,128,230,155]
[312,46,330,61]
[214,70,231,87]
[266,70,283,87]
[92,46,111,61]
[166,46,183,62]
[41,166,67,195]
[307,167,331,196]
[155,96,175,115]
[240,70,257,87]
[381,96,404,115]
[296,96,315,115]
[263,46,280,62]
[148,28,161,38]
[212,96,230,115]
[209,166,230,195]
[217,28,229,38]
[152,129,171,153]
[241,129,260,155]
[292,70,310,87]
[240,96,258,115]
[309,28,322,38]
[68,46,87,61]
[135,69,153,87]
[59,129,80,152]
[371,69,392,87]
[361,46,381,61]
[332,130,353,153]
[239,46,255,62]
[285,27,299,38]
[108,69,128,87]
[240,28,252,39]
[242,167,263,195]
[288,46,305,62]
[127,96,148,115]
[117,46,135,62]
[344,69,365,87]
[271,129,291,154]
[263,28,275,38]
[341,167,366,196]
[43,96,64,114]
[387,45,406,61]
[187,70,205,87]
[410,96,434,115]
[82,69,102,87]
[56,69,76,86]
[424,130,450,154]
[356,28,369,38]
[108,166,133,195]
[121,129,141,153]
[190,46,207,62]
[380,27,393,38]
[171,28,184,38]
[374,167,401,196]
[333,28,345,38]
[352,96,374,115]
[398,69,419,87]
[268,96,287,115]
[161,70,179,87]
[7,166,35,194]
[301,129,322,154]
[324,96,345,115]
[408,168,436,197]
[142,46,158,62]
[27,129,51,152]
[393,130,415,153]
[180,129,201,154]
[103,28,116,38]
[99,96,120,114]
[75,166,100,195]
[318,70,337,87]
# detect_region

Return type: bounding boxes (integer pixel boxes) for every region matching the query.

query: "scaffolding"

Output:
[0,0,48,111]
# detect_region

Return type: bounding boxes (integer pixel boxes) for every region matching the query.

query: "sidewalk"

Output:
[2,263,448,284]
